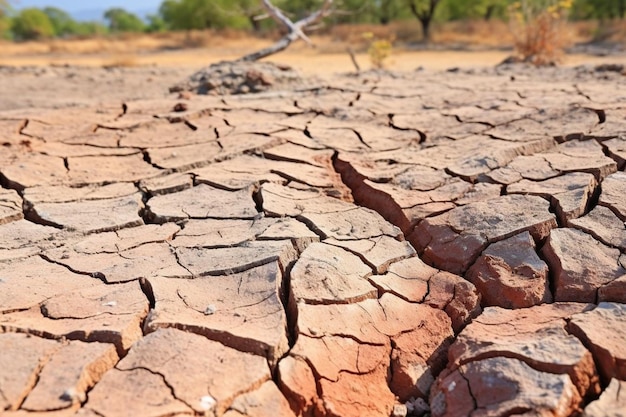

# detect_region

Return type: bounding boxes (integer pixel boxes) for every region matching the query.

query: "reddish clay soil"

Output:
[0,62,625,416]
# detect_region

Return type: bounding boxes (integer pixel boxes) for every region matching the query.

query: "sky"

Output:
[14,0,161,11]
[13,0,162,19]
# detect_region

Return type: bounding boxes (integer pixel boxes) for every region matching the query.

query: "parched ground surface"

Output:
[1,63,625,417]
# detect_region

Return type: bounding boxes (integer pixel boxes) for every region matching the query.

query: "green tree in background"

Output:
[235,0,264,31]
[73,21,109,36]
[43,6,78,36]
[145,13,167,32]
[571,0,625,19]
[275,0,324,20]
[376,0,410,24]
[159,0,251,30]
[12,8,55,40]
[441,0,509,21]
[0,0,11,38]
[104,7,145,32]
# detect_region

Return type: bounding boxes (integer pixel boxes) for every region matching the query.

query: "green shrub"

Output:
[12,8,55,40]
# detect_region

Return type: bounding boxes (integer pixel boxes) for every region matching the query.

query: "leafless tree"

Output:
[238,0,334,62]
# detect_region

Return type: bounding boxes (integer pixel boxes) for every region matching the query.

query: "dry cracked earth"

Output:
[1,64,626,417]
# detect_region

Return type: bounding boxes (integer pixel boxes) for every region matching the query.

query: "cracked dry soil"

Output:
[0,63,625,417]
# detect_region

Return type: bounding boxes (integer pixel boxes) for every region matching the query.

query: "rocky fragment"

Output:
[390,310,454,401]
[542,139,617,181]
[277,356,319,416]
[192,155,286,190]
[0,281,149,354]
[263,142,334,168]
[113,328,272,415]
[569,302,626,382]
[170,60,304,95]
[410,194,556,274]
[145,262,290,364]
[583,378,626,417]
[369,257,435,303]
[599,171,626,221]
[0,219,60,261]
[194,154,338,190]
[542,228,626,302]
[301,208,402,240]
[424,271,482,332]
[82,368,193,416]
[28,193,144,233]
[466,231,552,308]
[290,242,377,305]
[23,183,137,204]
[569,205,626,251]
[260,183,402,240]
[1,153,67,189]
[21,341,118,412]
[67,153,161,185]
[138,172,193,195]
[174,240,297,277]
[146,133,280,171]
[0,188,23,225]
[446,303,600,400]
[292,294,454,415]
[601,136,626,169]
[223,381,296,417]
[430,357,582,417]
[169,217,318,252]
[326,236,416,273]
[44,241,187,283]
[0,256,100,314]
[0,333,60,411]
[507,172,597,224]
[487,154,559,184]
[598,275,626,304]
[68,223,180,254]
[393,165,453,191]
[260,182,351,216]
[146,183,258,222]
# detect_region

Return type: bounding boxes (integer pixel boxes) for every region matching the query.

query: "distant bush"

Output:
[104,8,145,33]
[363,31,393,68]
[12,8,55,40]
[508,0,573,65]
[43,7,77,37]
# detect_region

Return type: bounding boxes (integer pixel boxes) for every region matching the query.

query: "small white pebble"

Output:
[391,403,408,417]
[60,387,86,403]
[102,301,117,307]
[447,380,456,391]
[204,304,217,315]
[200,395,216,410]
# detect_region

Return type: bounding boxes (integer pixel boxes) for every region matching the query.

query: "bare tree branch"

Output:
[238,0,334,62]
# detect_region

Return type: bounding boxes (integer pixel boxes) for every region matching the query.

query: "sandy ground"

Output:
[1,45,625,112]
[2,47,626,74]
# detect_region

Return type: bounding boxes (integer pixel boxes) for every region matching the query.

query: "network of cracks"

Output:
[0,66,625,417]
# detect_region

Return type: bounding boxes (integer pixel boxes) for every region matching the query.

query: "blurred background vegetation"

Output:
[0,0,623,43]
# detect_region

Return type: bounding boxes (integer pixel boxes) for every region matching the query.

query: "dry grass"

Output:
[432,20,515,47]
[0,19,623,67]
[103,54,139,68]
[0,30,271,57]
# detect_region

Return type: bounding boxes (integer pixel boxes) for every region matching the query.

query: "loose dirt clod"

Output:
[169,61,306,95]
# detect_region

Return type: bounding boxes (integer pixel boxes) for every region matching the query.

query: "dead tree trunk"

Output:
[238,0,333,62]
